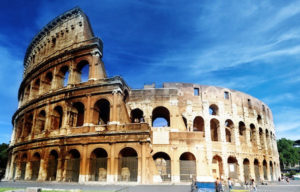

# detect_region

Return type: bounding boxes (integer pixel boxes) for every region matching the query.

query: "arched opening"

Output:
[31,153,41,181]
[12,155,18,180]
[52,106,63,129]
[265,130,270,150]
[32,79,40,97]
[47,150,58,181]
[44,72,53,92]
[210,118,220,141]
[257,115,262,124]
[225,120,234,143]
[24,113,33,137]
[20,154,27,180]
[254,159,260,182]
[70,102,85,127]
[16,117,24,139]
[66,149,80,182]
[94,99,110,125]
[182,116,187,129]
[59,66,69,87]
[179,152,196,182]
[89,148,108,181]
[250,124,256,144]
[123,89,129,102]
[212,155,223,179]
[228,156,239,180]
[209,104,219,115]
[131,108,144,123]
[24,85,30,101]
[36,110,46,133]
[152,106,170,127]
[153,152,171,181]
[263,160,268,180]
[243,159,250,183]
[76,60,89,83]
[239,121,246,144]
[118,147,138,182]
[269,161,273,181]
[259,128,264,147]
[193,116,204,132]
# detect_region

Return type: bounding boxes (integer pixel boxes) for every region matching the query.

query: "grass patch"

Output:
[0,188,18,192]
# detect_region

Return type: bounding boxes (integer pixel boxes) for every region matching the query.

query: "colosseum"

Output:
[5,7,280,184]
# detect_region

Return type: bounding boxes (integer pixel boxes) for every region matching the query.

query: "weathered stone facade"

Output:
[4,7,280,184]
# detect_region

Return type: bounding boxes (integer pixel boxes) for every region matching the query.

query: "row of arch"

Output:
[10,148,278,183]
[20,60,90,104]
[14,99,110,140]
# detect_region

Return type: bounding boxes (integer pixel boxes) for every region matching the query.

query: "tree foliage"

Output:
[277,138,300,167]
[0,143,8,169]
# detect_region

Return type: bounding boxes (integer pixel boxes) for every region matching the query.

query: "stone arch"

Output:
[12,154,19,180]
[209,104,219,115]
[93,99,110,125]
[24,84,31,101]
[153,152,171,181]
[239,121,246,144]
[269,161,273,181]
[263,160,268,180]
[131,108,144,123]
[52,106,63,129]
[225,119,234,143]
[36,110,46,133]
[89,148,108,181]
[24,113,33,137]
[179,152,196,182]
[31,152,41,181]
[210,118,220,141]
[193,116,204,132]
[71,102,85,127]
[65,149,80,182]
[227,156,239,180]
[257,115,262,124]
[47,150,58,181]
[76,60,89,83]
[243,158,250,183]
[152,106,170,127]
[43,71,53,92]
[58,65,70,87]
[20,153,27,180]
[265,129,270,150]
[118,147,138,182]
[32,78,40,97]
[250,124,256,144]
[254,159,260,182]
[259,128,264,147]
[212,155,223,179]
[15,116,24,140]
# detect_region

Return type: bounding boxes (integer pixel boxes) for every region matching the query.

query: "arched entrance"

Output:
[31,153,41,180]
[254,159,260,182]
[152,106,170,127]
[65,149,80,182]
[20,154,27,180]
[263,160,268,180]
[118,147,138,182]
[89,148,108,181]
[269,161,273,181]
[243,159,250,183]
[153,152,171,181]
[228,156,239,180]
[47,150,58,181]
[179,152,196,182]
[212,155,223,179]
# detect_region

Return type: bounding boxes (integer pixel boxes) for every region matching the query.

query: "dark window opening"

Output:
[94,99,110,125]
[131,108,144,123]
[224,91,229,99]
[209,104,219,115]
[194,88,199,96]
[193,116,204,132]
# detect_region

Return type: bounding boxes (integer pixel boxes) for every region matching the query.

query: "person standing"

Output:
[228,177,233,191]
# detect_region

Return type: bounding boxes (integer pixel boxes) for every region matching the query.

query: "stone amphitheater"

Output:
[4,7,280,184]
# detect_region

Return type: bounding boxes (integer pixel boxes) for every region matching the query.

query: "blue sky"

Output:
[0,0,299,143]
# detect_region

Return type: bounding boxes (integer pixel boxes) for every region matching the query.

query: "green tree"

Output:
[277,138,300,168]
[0,143,9,168]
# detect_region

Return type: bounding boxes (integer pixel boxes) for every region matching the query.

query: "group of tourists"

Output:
[215,177,257,192]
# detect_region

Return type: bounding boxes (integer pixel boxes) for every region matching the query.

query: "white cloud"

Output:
[263,93,296,105]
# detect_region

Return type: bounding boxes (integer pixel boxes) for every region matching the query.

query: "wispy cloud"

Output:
[263,93,296,105]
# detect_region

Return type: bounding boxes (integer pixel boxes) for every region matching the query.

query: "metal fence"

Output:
[180,160,196,182]
[47,159,58,181]
[65,158,80,182]
[118,157,138,182]
[155,159,171,181]
[31,160,40,180]
[89,158,107,181]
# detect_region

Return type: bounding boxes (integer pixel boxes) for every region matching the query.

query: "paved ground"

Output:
[0,180,299,192]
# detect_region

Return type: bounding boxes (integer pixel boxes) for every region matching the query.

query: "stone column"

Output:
[238,158,243,182]
[25,161,32,180]
[38,159,47,181]
[79,145,88,182]
[84,94,92,126]
[141,143,147,184]
[92,50,106,80]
